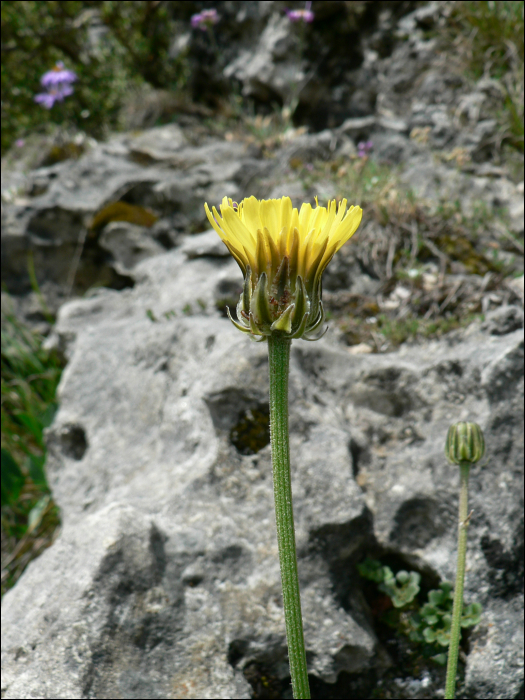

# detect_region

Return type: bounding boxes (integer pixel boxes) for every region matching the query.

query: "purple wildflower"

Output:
[34,61,77,109]
[286,1,314,23]
[191,8,219,30]
[357,140,373,158]
[15,139,25,148]
[40,61,77,88]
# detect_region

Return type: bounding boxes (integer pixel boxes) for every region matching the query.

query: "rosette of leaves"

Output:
[358,559,482,666]
[408,582,482,665]
[358,558,420,608]
[380,568,421,608]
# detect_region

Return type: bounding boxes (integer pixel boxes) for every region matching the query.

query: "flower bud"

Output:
[445,422,485,465]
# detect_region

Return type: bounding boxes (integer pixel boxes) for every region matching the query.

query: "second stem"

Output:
[445,461,470,699]
[268,335,310,700]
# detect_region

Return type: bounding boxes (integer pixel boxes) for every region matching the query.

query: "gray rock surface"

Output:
[2,3,524,698]
[2,236,523,699]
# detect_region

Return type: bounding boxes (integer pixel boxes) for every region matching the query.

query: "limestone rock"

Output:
[2,242,523,699]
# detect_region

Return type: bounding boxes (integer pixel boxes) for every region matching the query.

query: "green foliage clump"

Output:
[358,558,482,666]
[1,297,64,596]
[453,1,524,80]
[448,1,524,152]
[358,557,421,608]
[408,582,482,665]
[1,1,189,155]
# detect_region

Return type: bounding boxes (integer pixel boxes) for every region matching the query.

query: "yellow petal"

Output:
[328,199,348,242]
[222,203,256,249]
[298,228,315,279]
[240,196,262,237]
[211,205,246,254]
[333,206,363,252]
[260,199,280,241]
[279,197,293,242]
[204,202,226,240]
[298,202,313,235]
[290,207,300,238]
[311,202,329,234]
[225,241,249,274]
[318,200,337,243]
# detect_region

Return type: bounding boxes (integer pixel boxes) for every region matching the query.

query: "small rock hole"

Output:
[349,439,362,480]
[230,406,270,455]
[227,639,249,667]
[59,423,88,460]
[215,279,241,318]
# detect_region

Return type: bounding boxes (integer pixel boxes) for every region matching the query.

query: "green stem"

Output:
[445,461,471,699]
[267,335,310,700]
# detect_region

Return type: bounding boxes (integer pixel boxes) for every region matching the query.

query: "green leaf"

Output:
[358,558,387,583]
[28,453,47,486]
[439,581,454,598]
[27,495,50,533]
[391,595,407,608]
[382,566,394,583]
[428,589,445,606]
[423,627,437,643]
[408,613,422,631]
[461,602,482,627]
[436,630,451,647]
[378,581,395,598]
[39,402,57,428]
[396,570,410,584]
[14,411,44,446]
[424,613,439,625]
[420,602,438,617]
[1,448,25,506]
[431,653,448,666]
[409,630,424,643]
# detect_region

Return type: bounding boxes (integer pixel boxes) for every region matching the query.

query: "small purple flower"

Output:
[191,8,219,30]
[357,140,373,158]
[15,139,25,148]
[34,61,77,109]
[286,1,314,23]
[34,83,74,109]
[40,61,77,88]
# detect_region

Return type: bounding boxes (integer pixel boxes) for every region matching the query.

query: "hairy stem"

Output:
[267,335,310,699]
[445,461,470,699]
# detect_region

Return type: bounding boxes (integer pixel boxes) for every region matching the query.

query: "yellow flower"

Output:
[204,196,362,340]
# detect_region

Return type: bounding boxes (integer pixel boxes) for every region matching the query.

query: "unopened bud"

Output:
[445,422,485,465]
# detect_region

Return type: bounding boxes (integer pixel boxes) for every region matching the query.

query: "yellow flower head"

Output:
[205,196,362,340]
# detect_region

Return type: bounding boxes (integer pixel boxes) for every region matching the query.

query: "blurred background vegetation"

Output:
[1,298,63,596]
[1,0,193,154]
[450,0,524,152]
[1,1,523,155]
[1,1,524,597]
